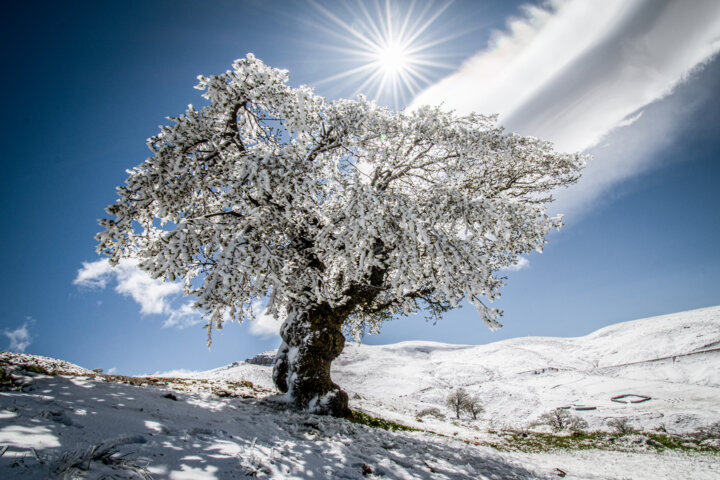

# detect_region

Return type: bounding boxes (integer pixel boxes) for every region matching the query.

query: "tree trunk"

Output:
[272,303,351,417]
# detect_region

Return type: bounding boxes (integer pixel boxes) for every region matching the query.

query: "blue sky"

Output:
[1,0,719,375]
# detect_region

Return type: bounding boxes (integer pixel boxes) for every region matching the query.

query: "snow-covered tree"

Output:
[534,408,588,432]
[462,394,484,420]
[446,388,470,419]
[97,54,584,417]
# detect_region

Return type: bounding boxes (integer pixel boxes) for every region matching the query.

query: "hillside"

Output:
[197,305,720,434]
[0,306,718,479]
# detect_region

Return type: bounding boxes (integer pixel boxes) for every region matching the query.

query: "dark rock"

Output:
[245,353,275,366]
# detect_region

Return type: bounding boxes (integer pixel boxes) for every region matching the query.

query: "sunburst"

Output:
[308,0,462,109]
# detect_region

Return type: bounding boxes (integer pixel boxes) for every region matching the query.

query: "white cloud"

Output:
[111,260,182,315]
[411,0,720,218]
[164,302,204,329]
[614,111,644,130]
[3,321,32,353]
[249,301,283,338]
[74,260,113,288]
[74,259,201,329]
[502,256,530,272]
[149,368,201,378]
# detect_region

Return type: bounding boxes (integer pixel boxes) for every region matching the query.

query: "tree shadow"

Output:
[0,374,550,479]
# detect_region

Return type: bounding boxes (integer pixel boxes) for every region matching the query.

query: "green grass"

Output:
[22,364,53,375]
[348,410,420,432]
[485,430,720,454]
[346,410,718,455]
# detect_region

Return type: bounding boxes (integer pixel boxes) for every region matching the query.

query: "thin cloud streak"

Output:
[411,0,720,218]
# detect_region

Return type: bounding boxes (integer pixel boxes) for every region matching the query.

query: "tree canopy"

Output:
[99,54,582,336]
[98,54,584,415]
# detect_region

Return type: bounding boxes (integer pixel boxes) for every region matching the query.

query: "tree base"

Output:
[272,305,351,418]
[307,387,351,418]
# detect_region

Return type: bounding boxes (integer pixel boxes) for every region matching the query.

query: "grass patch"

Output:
[485,430,720,454]
[0,367,16,388]
[22,364,53,375]
[493,431,609,452]
[348,410,420,433]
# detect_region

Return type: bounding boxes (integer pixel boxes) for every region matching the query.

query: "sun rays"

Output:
[309,0,460,109]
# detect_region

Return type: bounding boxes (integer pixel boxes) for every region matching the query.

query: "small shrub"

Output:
[51,442,151,479]
[462,395,484,420]
[693,421,720,440]
[417,407,445,419]
[446,388,470,419]
[533,408,588,432]
[212,387,238,398]
[607,417,635,434]
[0,368,16,388]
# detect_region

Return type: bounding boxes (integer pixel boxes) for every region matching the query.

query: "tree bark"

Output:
[272,303,351,417]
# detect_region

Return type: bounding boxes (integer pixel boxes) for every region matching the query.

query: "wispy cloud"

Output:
[149,368,201,378]
[411,0,720,218]
[73,260,113,288]
[3,319,33,353]
[502,256,530,272]
[164,302,204,329]
[74,259,202,329]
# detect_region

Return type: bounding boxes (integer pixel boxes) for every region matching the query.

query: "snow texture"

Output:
[1,306,718,479]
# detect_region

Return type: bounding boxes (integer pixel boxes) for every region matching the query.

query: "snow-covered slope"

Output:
[338,305,720,434]
[1,369,568,479]
[203,305,720,433]
[1,306,718,479]
[0,352,94,376]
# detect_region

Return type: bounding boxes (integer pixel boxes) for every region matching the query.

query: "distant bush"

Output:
[692,421,720,441]
[446,388,470,419]
[607,417,636,434]
[533,408,588,432]
[462,395,484,420]
[445,388,484,420]
[417,407,445,419]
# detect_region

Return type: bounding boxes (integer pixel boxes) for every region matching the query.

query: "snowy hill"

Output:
[197,305,720,434]
[1,306,718,479]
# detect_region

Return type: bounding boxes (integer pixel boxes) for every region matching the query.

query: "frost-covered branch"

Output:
[98,53,585,341]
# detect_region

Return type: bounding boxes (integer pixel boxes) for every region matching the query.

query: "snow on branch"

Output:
[97,54,585,341]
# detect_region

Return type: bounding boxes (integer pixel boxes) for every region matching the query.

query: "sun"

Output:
[375,41,409,75]
[309,0,458,109]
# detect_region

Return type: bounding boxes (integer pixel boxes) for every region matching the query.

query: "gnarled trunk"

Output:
[272,303,351,417]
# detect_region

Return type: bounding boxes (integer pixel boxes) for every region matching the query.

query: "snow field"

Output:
[1,305,718,478]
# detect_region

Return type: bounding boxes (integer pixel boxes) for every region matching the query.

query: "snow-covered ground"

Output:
[191,304,720,434]
[1,306,719,478]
